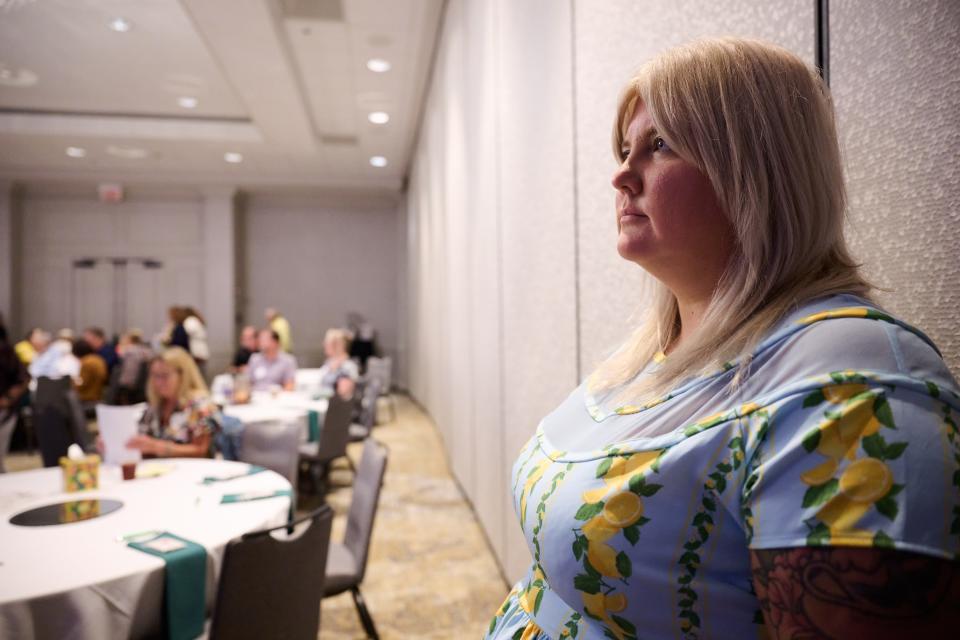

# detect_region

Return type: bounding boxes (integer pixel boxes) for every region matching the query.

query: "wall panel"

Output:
[833,0,960,371]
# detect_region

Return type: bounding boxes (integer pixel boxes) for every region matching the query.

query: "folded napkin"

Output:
[220,488,293,504]
[308,410,321,443]
[201,464,266,485]
[128,532,207,640]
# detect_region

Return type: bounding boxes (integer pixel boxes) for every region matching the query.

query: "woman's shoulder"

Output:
[741,294,957,401]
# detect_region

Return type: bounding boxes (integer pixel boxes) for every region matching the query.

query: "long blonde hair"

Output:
[146,347,209,406]
[591,37,873,404]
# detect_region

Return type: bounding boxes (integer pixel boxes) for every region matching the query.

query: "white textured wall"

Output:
[833,0,960,370]
[242,195,400,368]
[403,0,960,585]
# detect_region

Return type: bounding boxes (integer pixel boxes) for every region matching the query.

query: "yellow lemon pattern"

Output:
[567,450,664,640]
[486,300,960,640]
[799,383,908,546]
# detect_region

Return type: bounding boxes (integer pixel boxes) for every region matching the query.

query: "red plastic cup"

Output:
[121,462,137,481]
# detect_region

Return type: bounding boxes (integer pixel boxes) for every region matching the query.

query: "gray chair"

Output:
[349,378,382,442]
[210,505,334,640]
[0,410,17,473]
[364,357,395,422]
[239,420,301,488]
[299,394,354,494]
[324,438,388,640]
[33,377,89,466]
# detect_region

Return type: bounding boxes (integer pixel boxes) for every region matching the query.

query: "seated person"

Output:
[124,351,218,458]
[318,328,359,398]
[162,346,209,397]
[116,331,153,404]
[73,339,107,403]
[247,329,297,391]
[83,327,118,373]
[14,328,46,365]
[29,333,80,380]
[230,325,258,373]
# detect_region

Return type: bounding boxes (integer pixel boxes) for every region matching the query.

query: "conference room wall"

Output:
[242,194,400,369]
[15,188,208,349]
[831,0,960,370]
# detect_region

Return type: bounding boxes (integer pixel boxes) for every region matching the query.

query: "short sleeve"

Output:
[740,379,960,560]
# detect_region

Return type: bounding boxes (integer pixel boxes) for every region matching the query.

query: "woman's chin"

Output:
[617,235,652,264]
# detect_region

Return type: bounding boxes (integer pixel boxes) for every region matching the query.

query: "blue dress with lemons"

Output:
[485,294,960,640]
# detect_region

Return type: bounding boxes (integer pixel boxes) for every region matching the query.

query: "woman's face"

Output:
[150,360,181,402]
[611,101,735,299]
[324,336,342,359]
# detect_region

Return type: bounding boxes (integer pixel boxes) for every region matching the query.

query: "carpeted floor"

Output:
[5,394,510,639]
[307,394,508,639]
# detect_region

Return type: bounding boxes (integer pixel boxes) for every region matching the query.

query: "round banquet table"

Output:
[0,459,292,639]
[222,392,328,443]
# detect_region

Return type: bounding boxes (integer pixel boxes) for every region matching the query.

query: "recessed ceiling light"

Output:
[106,145,150,159]
[369,156,388,168]
[0,65,38,87]
[65,147,87,159]
[366,58,391,73]
[178,96,198,109]
[368,111,390,125]
[224,152,243,164]
[109,18,131,33]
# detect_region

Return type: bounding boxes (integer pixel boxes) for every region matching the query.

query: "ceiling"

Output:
[0,0,445,195]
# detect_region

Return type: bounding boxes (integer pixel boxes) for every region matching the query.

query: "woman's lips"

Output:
[620,208,647,221]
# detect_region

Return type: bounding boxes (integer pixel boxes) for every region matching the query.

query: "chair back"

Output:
[365,357,392,393]
[33,377,81,466]
[239,420,301,487]
[344,438,388,583]
[315,395,353,463]
[210,505,334,640]
[0,411,17,473]
[358,378,381,429]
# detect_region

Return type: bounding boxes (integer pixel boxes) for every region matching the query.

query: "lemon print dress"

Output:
[485,294,960,640]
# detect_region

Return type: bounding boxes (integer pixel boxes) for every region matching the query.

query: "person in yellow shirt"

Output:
[265,308,293,353]
[14,328,48,366]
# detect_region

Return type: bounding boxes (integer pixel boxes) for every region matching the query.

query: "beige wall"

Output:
[402,0,960,583]
[242,194,400,368]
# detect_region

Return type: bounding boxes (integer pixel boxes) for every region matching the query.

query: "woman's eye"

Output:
[653,136,670,152]
[619,148,630,161]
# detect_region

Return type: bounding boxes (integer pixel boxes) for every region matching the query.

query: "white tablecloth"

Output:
[0,459,292,639]
[222,393,328,442]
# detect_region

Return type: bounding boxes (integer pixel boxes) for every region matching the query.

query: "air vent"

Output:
[280,0,343,21]
[320,134,358,146]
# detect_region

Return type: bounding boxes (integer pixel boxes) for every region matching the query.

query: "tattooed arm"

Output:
[750,547,960,639]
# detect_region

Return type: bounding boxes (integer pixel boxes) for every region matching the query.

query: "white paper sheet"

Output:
[95,404,145,465]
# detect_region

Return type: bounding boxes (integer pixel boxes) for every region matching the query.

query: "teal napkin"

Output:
[128,533,207,640]
[307,410,321,442]
[220,488,293,504]
[201,464,266,485]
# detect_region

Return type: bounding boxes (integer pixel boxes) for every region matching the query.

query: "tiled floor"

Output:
[4,394,509,639]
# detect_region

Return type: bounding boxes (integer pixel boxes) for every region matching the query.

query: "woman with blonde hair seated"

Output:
[486,38,959,640]
[124,348,217,458]
[318,328,359,399]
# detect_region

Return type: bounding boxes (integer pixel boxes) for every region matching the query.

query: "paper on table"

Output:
[96,403,146,465]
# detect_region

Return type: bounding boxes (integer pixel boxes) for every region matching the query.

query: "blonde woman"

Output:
[486,38,959,640]
[318,328,359,399]
[124,350,218,458]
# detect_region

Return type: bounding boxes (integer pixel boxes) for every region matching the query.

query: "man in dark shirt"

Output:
[82,327,118,372]
[231,326,258,372]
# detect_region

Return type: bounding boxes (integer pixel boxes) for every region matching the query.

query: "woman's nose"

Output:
[611,162,640,195]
